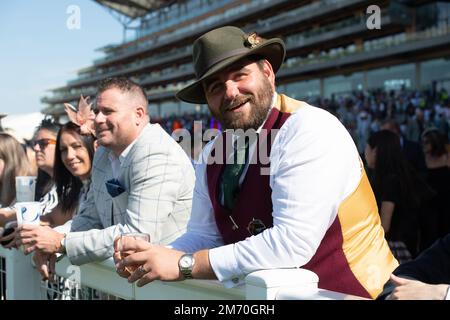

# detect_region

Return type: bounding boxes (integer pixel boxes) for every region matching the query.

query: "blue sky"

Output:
[0,0,123,114]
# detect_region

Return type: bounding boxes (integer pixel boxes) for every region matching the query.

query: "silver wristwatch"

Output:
[59,234,67,254]
[178,253,195,279]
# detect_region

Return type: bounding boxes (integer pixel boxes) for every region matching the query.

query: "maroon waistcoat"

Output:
[207,107,288,242]
[206,107,370,298]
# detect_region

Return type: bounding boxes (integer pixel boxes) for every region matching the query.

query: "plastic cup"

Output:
[15,176,36,202]
[15,201,42,226]
[14,201,42,252]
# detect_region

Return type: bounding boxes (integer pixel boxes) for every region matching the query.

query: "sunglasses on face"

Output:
[33,138,57,150]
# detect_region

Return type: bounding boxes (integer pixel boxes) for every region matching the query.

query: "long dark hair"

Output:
[421,128,448,157]
[367,130,425,209]
[54,122,95,215]
[34,119,61,199]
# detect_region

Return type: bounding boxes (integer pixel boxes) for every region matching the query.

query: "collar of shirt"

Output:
[108,136,138,181]
[81,178,91,191]
[80,178,91,201]
[256,92,276,134]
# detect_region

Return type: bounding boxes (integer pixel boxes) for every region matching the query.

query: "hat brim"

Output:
[176,39,285,104]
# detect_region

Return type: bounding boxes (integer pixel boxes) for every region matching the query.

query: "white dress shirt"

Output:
[108,138,138,184]
[170,102,362,288]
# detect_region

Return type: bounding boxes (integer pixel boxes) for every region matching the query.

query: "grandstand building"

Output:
[41,0,450,120]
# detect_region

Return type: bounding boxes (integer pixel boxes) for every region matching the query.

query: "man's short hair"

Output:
[96,77,148,109]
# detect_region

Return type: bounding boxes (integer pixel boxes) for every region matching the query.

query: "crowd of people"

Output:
[1,25,449,300]
[311,87,450,153]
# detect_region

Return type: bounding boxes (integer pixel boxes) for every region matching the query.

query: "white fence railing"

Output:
[0,246,366,300]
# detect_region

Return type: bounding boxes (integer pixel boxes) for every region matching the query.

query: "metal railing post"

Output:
[5,249,42,299]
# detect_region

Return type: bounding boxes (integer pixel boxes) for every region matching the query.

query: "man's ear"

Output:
[135,106,146,125]
[262,60,275,87]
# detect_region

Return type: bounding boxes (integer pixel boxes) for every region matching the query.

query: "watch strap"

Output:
[59,234,67,255]
[179,253,194,279]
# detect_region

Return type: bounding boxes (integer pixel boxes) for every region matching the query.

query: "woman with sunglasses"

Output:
[0,119,61,247]
[33,120,61,215]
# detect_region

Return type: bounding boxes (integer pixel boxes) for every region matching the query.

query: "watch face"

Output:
[180,255,192,268]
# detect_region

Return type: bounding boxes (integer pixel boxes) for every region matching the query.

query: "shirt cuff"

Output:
[209,243,244,288]
[55,252,65,262]
[54,220,72,234]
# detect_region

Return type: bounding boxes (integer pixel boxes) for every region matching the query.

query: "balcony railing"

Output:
[67,12,375,89]
[49,1,395,92]
[133,0,232,42]
[0,246,366,300]
[91,0,296,67]
[280,23,450,75]
[43,24,450,107]
[70,47,191,87]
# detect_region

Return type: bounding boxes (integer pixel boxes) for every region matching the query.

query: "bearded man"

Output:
[113,26,398,299]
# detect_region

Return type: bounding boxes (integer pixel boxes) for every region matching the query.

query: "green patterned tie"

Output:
[222,136,249,210]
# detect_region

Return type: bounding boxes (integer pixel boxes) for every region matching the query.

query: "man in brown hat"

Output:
[114,26,398,299]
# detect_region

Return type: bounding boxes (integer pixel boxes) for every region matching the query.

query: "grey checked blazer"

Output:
[65,123,195,265]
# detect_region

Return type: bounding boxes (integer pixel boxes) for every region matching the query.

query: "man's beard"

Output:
[211,77,274,131]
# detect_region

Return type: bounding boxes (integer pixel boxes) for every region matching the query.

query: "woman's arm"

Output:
[380,201,395,233]
[39,203,72,228]
[0,208,16,228]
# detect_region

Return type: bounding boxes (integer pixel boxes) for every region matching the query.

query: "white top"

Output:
[171,103,362,288]
[108,138,138,183]
[39,185,58,216]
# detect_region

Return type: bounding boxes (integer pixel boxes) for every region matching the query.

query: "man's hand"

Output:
[33,250,57,281]
[387,274,450,300]
[113,235,152,278]
[125,246,184,287]
[16,225,65,255]
[0,222,19,249]
[114,236,184,287]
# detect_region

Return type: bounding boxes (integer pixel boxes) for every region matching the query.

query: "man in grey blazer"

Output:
[32,77,195,277]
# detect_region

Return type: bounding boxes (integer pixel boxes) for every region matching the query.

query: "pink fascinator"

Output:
[64,95,96,137]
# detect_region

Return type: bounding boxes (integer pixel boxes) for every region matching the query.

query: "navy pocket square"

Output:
[105,179,125,198]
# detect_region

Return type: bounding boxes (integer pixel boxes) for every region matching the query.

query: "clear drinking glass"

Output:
[115,232,150,273]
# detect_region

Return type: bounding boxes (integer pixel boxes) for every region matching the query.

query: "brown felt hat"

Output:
[176,26,285,104]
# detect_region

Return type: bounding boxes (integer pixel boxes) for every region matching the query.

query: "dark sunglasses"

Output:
[33,138,57,150]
